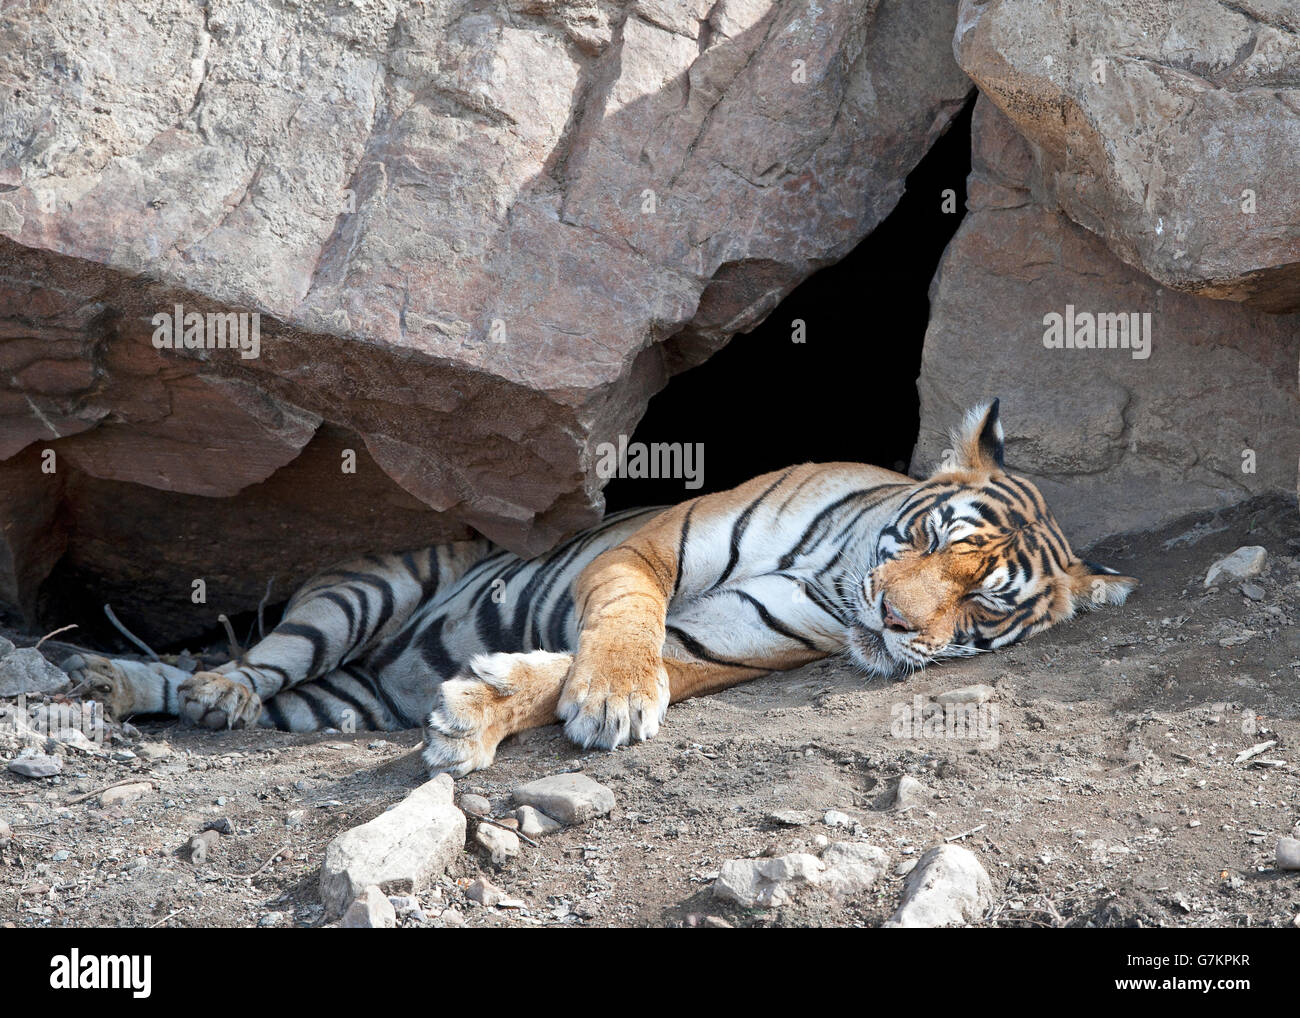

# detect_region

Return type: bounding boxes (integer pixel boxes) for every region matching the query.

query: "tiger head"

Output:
[849,399,1137,677]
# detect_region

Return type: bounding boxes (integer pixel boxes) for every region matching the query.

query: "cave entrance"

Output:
[604,98,974,512]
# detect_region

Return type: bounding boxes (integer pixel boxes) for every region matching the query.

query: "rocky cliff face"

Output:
[0,0,971,641]
[912,98,1299,547]
[954,0,1300,312]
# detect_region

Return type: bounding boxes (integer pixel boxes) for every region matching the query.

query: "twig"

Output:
[34,624,77,650]
[257,577,274,642]
[148,906,190,929]
[248,844,293,878]
[103,604,160,661]
[64,778,156,806]
[476,815,539,848]
[1235,740,1277,764]
[945,824,987,843]
[218,614,243,659]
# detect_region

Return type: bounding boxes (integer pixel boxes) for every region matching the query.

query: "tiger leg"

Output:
[421,651,795,776]
[257,664,413,732]
[178,542,489,730]
[61,654,194,722]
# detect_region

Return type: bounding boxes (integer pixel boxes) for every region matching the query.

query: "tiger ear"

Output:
[945,398,1005,474]
[1068,559,1139,610]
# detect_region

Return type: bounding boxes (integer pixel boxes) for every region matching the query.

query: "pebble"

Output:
[768,809,813,827]
[713,852,824,908]
[319,774,464,918]
[202,817,234,835]
[110,750,137,762]
[340,885,396,928]
[1276,837,1300,872]
[511,773,615,825]
[52,850,70,862]
[475,822,520,865]
[823,809,854,828]
[0,647,70,698]
[820,842,890,899]
[515,805,562,837]
[285,809,306,827]
[0,819,11,850]
[388,895,421,916]
[440,907,465,927]
[8,751,62,779]
[934,684,995,705]
[136,742,171,762]
[467,877,505,907]
[893,775,932,809]
[259,911,290,927]
[459,793,491,817]
[884,844,994,928]
[100,782,152,807]
[1239,582,1265,601]
[1204,546,1267,587]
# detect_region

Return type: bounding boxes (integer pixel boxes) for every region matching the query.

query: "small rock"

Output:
[515,805,562,838]
[934,684,995,705]
[884,844,994,928]
[100,781,152,807]
[7,750,62,779]
[1204,546,1267,587]
[440,907,466,927]
[52,849,70,862]
[202,817,234,835]
[467,877,505,907]
[459,793,491,817]
[259,911,290,928]
[511,773,615,825]
[701,915,733,928]
[0,647,70,698]
[110,749,137,762]
[285,809,306,827]
[388,895,421,916]
[821,842,890,899]
[1239,582,1265,601]
[136,741,171,762]
[712,852,824,908]
[823,809,854,828]
[1276,837,1300,872]
[768,809,812,827]
[340,885,396,928]
[319,773,465,918]
[475,822,520,865]
[893,776,932,809]
[0,819,11,849]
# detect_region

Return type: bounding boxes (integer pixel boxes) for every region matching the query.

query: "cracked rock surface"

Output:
[0,0,969,640]
[913,98,1300,547]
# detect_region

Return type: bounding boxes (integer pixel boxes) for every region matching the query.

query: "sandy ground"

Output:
[2,494,1298,928]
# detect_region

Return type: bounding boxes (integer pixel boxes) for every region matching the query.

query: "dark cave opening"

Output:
[604,96,974,512]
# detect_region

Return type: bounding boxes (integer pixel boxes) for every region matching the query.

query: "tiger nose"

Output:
[881,598,914,634]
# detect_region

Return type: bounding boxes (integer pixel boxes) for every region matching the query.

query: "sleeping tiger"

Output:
[64,401,1136,776]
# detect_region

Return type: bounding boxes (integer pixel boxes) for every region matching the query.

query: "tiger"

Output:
[63,401,1136,777]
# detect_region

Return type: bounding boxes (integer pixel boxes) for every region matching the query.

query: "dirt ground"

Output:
[2,494,1298,929]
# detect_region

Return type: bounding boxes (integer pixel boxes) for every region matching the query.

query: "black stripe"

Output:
[731,591,818,650]
[315,673,381,729]
[665,624,753,668]
[712,471,792,590]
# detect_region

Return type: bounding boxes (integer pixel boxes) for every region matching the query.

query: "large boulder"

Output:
[0,0,971,641]
[955,0,1300,311]
[913,98,1300,547]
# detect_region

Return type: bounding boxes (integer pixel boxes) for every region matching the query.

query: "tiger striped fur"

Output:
[64,401,1136,776]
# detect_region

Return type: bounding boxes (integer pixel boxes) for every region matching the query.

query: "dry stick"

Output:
[64,778,156,806]
[148,906,190,929]
[217,614,243,659]
[248,844,294,879]
[34,624,77,651]
[103,604,160,661]
[257,577,275,642]
[476,815,539,848]
[944,824,987,843]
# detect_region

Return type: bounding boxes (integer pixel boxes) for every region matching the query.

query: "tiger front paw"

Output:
[62,653,136,720]
[557,649,669,751]
[422,664,513,777]
[178,671,261,729]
